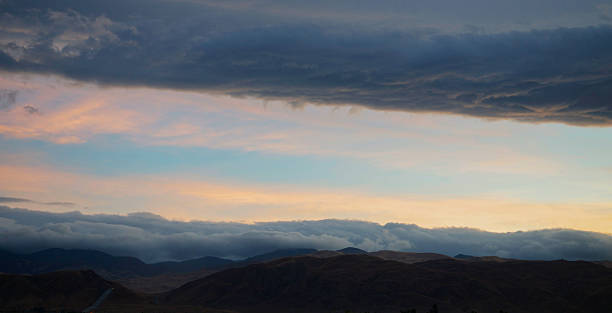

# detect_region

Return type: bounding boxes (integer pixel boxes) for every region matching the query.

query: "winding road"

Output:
[82,288,113,313]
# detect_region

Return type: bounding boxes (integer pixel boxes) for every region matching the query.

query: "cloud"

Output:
[0,89,17,110]
[599,4,612,22]
[3,162,612,234]
[1,206,611,262]
[0,196,30,203]
[0,1,611,125]
[0,196,75,207]
[42,202,76,206]
[22,105,38,114]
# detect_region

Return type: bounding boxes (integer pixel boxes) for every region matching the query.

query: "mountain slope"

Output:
[164,254,612,313]
[336,247,367,254]
[369,250,451,264]
[0,248,233,278]
[0,270,145,312]
[240,248,318,264]
[147,256,234,274]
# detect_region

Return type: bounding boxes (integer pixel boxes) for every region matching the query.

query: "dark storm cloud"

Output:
[0,0,611,125]
[1,206,611,262]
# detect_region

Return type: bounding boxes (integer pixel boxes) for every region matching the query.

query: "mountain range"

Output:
[2,247,612,313]
[1,247,457,292]
[0,248,233,278]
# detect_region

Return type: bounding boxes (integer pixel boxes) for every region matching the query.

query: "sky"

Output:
[0,0,611,260]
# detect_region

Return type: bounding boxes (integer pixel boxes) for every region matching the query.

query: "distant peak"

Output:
[337,247,367,254]
[454,253,476,259]
[33,248,111,256]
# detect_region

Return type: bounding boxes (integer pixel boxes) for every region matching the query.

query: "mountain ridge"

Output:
[3,247,611,296]
[2,252,612,312]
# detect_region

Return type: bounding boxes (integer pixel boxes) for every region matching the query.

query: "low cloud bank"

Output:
[1,206,611,262]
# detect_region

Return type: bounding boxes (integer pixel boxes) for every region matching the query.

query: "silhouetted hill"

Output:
[241,248,317,264]
[336,247,367,254]
[30,248,148,276]
[116,250,317,293]
[0,249,233,279]
[2,246,449,280]
[0,270,145,312]
[596,260,612,268]
[0,248,328,293]
[0,249,36,274]
[370,251,451,264]
[308,250,344,258]
[453,253,474,259]
[0,248,331,293]
[453,253,515,262]
[164,254,612,313]
[147,256,234,274]
[3,250,612,312]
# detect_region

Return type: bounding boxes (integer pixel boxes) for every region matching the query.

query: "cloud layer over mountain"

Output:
[1,206,611,262]
[0,0,611,125]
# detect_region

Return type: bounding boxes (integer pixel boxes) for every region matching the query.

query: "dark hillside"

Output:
[0,270,145,312]
[164,254,612,313]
